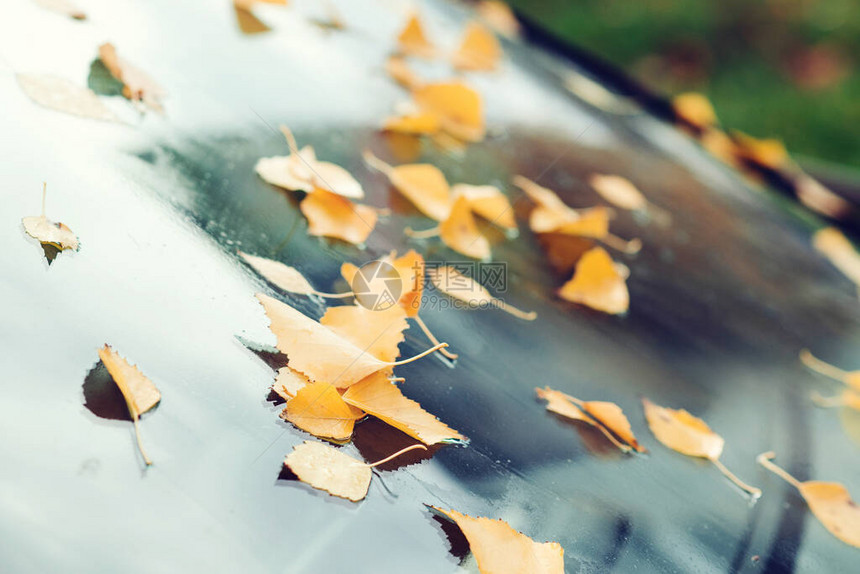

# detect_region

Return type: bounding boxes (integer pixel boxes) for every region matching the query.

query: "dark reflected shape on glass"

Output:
[266,388,286,406]
[235,7,270,35]
[537,232,595,277]
[546,412,624,459]
[240,338,288,372]
[352,417,439,471]
[277,464,298,482]
[382,133,423,164]
[82,361,131,421]
[41,243,61,265]
[87,59,124,97]
[602,517,632,570]
[429,513,471,563]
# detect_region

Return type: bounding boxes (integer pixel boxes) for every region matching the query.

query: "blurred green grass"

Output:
[508,0,860,167]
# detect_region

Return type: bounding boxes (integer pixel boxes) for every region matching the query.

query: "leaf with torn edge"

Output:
[321,304,409,363]
[22,183,79,252]
[430,508,565,574]
[644,398,760,497]
[428,265,535,320]
[257,293,445,387]
[285,441,372,501]
[558,247,629,314]
[272,366,310,400]
[342,373,465,445]
[17,75,116,122]
[536,387,644,452]
[97,344,161,465]
[98,43,166,112]
[451,21,502,71]
[758,451,860,547]
[284,441,426,501]
[300,189,377,245]
[281,382,363,441]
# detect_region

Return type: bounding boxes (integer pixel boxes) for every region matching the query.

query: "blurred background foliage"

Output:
[506,0,859,168]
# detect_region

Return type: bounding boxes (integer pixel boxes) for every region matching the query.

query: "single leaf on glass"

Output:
[284,440,371,501]
[320,304,409,363]
[273,366,310,400]
[643,399,760,498]
[672,92,717,130]
[257,293,446,387]
[800,349,860,410]
[17,74,117,122]
[558,247,629,314]
[732,131,788,170]
[33,0,86,20]
[300,189,377,245]
[284,441,426,501]
[364,151,452,221]
[451,184,516,231]
[536,387,641,452]
[812,227,860,286]
[98,43,166,112]
[97,345,161,465]
[22,183,80,252]
[412,82,485,142]
[342,373,465,445]
[396,12,435,58]
[430,508,564,574]
[451,21,502,71]
[758,451,860,548]
[588,174,647,211]
[281,382,363,441]
[428,265,536,320]
[240,252,353,298]
[438,196,491,259]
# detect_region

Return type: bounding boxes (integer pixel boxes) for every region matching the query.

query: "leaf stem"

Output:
[799,349,851,384]
[603,234,642,254]
[362,150,393,177]
[413,315,458,359]
[387,343,448,366]
[132,416,152,466]
[492,298,537,321]
[810,390,848,408]
[310,289,355,299]
[279,125,300,156]
[712,458,761,499]
[356,444,427,468]
[41,182,47,217]
[404,225,440,239]
[756,451,802,490]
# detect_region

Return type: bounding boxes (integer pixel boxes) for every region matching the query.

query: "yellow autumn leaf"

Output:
[558,247,629,314]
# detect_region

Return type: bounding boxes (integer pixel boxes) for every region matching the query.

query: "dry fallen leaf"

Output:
[385,56,422,90]
[812,227,860,286]
[98,344,161,465]
[476,0,520,39]
[273,366,310,400]
[364,151,452,221]
[558,247,629,315]
[428,265,535,320]
[342,372,465,445]
[412,82,485,142]
[383,111,440,135]
[672,92,717,129]
[284,441,426,501]
[536,387,644,453]
[22,183,80,252]
[452,21,502,71]
[257,293,445,387]
[257,126,364,199]
[281,382,363,441]
[644,399,760,498]
[758,451,860,547]
[320,304,409,363]
[240,251,353,298]
[437,196,491,259]
[431,508,565,574]
[588,174,646,211]
[33,0,86,20]
[397,12,434,58]
[300,189,378,245]
[98,43,166,112]
[17,74,117,122]
[451,184,516,231]
[800,349,860,411]
[284,440,372,501]
[731,132,788,170]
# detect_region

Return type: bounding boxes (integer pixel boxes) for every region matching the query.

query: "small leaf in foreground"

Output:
[558,247,629,315]
[430,507,564,574]
[97,345,161,465]
[284,441,372,501]
[644,399,760,498]
[98,43,166,112]
[758,451,860,548]
[22,183,80,253]
[536,387,640,452]
[281,382,363,442]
